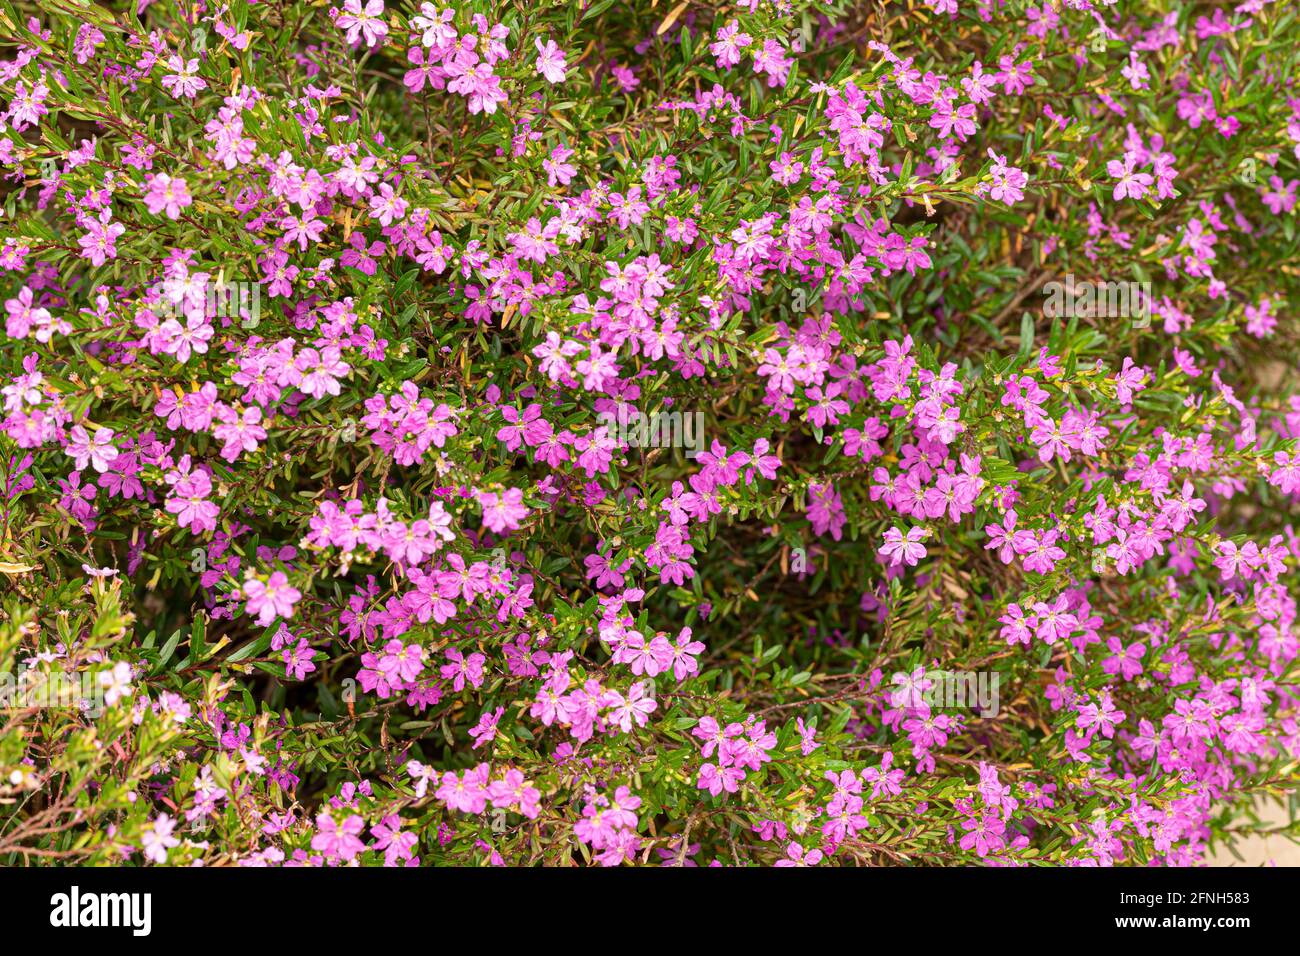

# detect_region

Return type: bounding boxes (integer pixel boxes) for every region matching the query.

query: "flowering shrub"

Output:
[1,0,1299,868]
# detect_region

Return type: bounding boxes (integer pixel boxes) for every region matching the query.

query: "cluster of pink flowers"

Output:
[360,381,459,465]
[693,715,777,796]
[306,496,456,565]
[406,760,541,821]
[530,649,657,743]
[401,5,512,114]
[573,785,642,867]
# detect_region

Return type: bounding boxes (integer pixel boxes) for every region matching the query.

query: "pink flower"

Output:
[311,813,366,861]
[379,639,425,683]
[284,638,317,680]
[534,38,567,83]
[606,682,657,732]
[879,526,929,567]
[709,20,751,69]
[1030,595,1077,645]
[142,173,193,219]
[668,627,705,681]
[78,217,124,266]
[165,471,220,535]
[1107,153,1154,201]
[774,841,824,866]
[479,487,528,533]
[65,425,118,473]
[368,183,408,225]
[371,814,417,866]
[487,769,542,820]
[470,706,504,748]
[335,0,388,47]
[160,57,206,99]
[141,813,181,863]
[697,761,743,796]
[436,764,490,814]
[244,571,302,626]
[1076,692,1125,739]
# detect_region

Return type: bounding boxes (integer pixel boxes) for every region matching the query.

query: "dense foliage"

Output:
[1,0,1299,867]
